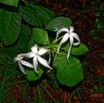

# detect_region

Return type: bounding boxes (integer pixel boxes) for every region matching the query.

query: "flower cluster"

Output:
[56,26,80,59]
[14,26,80,74]
[14,44,52,74]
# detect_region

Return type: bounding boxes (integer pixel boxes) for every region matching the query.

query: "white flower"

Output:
[20,44,53,73]
[14,54,33,74]
[56,26,80,59]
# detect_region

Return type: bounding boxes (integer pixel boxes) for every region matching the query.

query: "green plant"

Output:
[0,0,88,102]
[90,0,104,40]
[0,68,19,103]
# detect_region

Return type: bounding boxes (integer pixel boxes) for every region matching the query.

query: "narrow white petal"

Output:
[71,33,80,42]
[71,33,80,46]
[33,56,39,73]
[48,52,51,64]
[18,61,26,74]
[57,33,69,53]
[20,52,34,58]
[38,56,53,70]
[69,26,74,32]
[21,60,33,68]
[67,36,74,59]
[31,44,38,53]
[73,42,80,46]
[56,28,69,40]
[38,48,50,56]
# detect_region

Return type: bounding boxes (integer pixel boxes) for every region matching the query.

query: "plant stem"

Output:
[4,71,17,82]
[1,52,13,62]
[37,85,45,103]
[40,84,57,103]
[56,36,63,42]
[0,69,8,103]
[0,61,10,66]
[42,81,53,91]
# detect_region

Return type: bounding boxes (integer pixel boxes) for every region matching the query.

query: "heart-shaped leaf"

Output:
[71,43,89,55]
[0,0,19,7]
[32,28,50,45]
[62,43,89,55]
[17,24,30,52]
[20,6,42,26]
[53,53,83,87]
[0,9,21,45]
[45,17,72,31]
[26,67,44,81]
[29,4,56,26]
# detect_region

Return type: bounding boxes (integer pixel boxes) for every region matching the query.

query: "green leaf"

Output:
[26,68,44,81]
[0,9,21,45]
[96,19,104,28]
[5,45,18,58]
[53,53,83,87]
[28,38,36,51]
[0,0,19,7]
[32,28,50,45]
[98,86,104,92]
[29,4,56,26]
[71,43,89,55]
[0,48,16,65]
[17,24,30,52]
[90,29,100,40]
[62,43,89,55]
[45,17,72,31]
[19,6,42,26]
[20,24,31,36]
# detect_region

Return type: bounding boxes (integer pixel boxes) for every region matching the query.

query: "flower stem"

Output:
[1,52,13,62]
[56,36,63,42]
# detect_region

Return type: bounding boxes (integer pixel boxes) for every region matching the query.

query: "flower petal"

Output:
[14,54,23,62]
[38,48,50,56]
[38,56,53,70]
[14,57,18,62]
[57,33,69,53]
[20,52,34,58]
[21,60,33,68]
[31,44,38,53]
[56,28,69,40]
[33,56,39,73]
[48,52,51,64]
[18,61,26,74]
[67,36,74,59]
[71,33,80,46]
[69,26,74,32]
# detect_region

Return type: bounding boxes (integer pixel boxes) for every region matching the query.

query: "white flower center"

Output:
[35,53,39,57]
[18,55,23,60]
